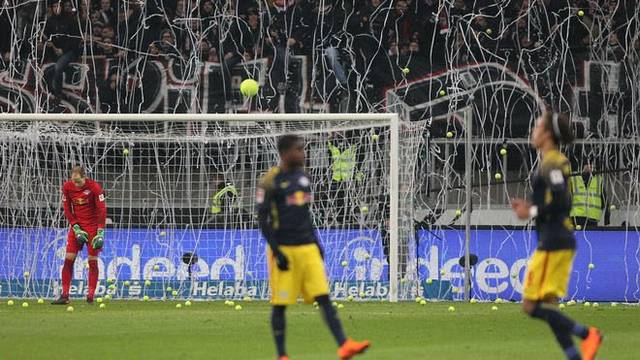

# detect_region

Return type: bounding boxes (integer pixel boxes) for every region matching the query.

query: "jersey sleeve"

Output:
[61,184,78,226]
[92,182,107,228]
[256,168,279,251]
[536,155,572,219]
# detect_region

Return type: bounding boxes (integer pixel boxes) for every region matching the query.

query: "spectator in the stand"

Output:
[569,162,610,228]
[207,47,220,63]
[44,0,81,99]
[100,37,124,60]
[99,0,116,26]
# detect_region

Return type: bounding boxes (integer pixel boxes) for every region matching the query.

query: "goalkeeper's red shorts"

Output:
[66,226,102,257]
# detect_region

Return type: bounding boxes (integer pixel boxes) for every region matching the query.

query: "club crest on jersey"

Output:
[298,176,310,187]
[286,191,312,206]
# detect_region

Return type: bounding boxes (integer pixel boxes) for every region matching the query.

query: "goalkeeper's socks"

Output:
[271,306,287,357]
[316,295,347,346]
[88,259,99,300]
[61,258,75,297]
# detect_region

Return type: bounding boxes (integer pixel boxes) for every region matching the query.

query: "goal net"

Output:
[0,113,428,302]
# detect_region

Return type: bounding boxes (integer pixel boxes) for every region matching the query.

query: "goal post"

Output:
[0,113,425,302]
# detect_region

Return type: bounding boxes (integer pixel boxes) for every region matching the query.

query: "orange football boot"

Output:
[581,327,603,360]
[337,338,370,360]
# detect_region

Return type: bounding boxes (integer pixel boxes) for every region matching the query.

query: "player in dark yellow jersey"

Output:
[511,111,603,360]
[257,135,370,360]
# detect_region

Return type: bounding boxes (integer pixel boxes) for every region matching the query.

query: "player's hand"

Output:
[274,251,289,271]
[511,198,531,220]
[73,224,88,244]
[92,229,105,250]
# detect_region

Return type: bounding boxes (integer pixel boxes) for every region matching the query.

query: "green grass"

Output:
[0,300,638,360]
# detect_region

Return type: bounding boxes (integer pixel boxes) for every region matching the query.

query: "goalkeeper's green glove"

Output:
[72,224,88,245]
[92,229,105,250]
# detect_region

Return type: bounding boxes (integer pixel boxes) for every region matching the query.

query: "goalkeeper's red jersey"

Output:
[62,179,106,229]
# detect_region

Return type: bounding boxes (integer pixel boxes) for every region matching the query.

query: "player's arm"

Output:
[256,177,289,270]
[91,182,107,250]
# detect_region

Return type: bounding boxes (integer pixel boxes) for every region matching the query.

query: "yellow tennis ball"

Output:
[494,173,502,181]
[402,67,410,75]
[123,148,129,156]
[240,79,259,97]
[486,28,493,35]
[446,131,454,138]
[500,148,507,156]
[578,10,584,16]
[439,90,446,96]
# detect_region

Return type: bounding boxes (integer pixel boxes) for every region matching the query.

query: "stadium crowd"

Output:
[0,0,638,113]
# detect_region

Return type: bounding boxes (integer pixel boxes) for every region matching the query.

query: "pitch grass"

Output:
[1,300,639,360]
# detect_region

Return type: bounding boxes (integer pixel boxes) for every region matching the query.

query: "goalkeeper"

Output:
[52,166,107,305]
[257,135,370,360]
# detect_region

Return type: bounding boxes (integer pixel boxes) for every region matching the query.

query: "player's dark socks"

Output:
[88,259,98,300]
[61,258,75,297]
[563,346,581,360]
[271,306,287,357]
[572,323,589,340]
[530,302,582,359]
[316,295,346,346]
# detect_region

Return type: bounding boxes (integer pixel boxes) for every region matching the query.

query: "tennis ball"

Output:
[440,269,446,276]
[420,299,427,306]
[124,281,130,286]
[455,209,462,217]
[185,301,192,307]
[243,296,251,302]
[224,300,230,306]
[359,292,365,298]
[240,79,259,97]
[176,304,182,309]
[166,286,172,292]
[143,295,149,301]
[337,303,344,309]
[37,298,44,304]
[486,28,493,35]
[578,10,585,16]
[341,260,348,267]
[400,278,407,284]
[360,206,369,214]
[495,298,503,304]
[584,301,591,307]
[107,278,114,284]
[494,173,502,181]
[347,295,354,302]
[402,67,410,75]
[439,90,446,96]
[96,297,103,304]
[108,284,115,291]
[470,298,477,304]
[576,224,582,230]
[611,302,618,307]
[500,148,507,156]
[593,302,599,307]
[313,301,318,307]
[415,297,422,303]
[448,306,456,312]
[446,131,454,138]
[371,134,379,141]
[610,205,616,211]
[104,294,112,300]
[23,271,30,278]
[228,301,235,307]
[567,300,576,306]
[153,265,160,271]
[66,306,74,312]
[159,231,166,236]
[235,304,242,311]
[426,278,433,285]
[99,303,106,309]
[145,280,151,286]
[491,305,498,311]
[22,302,28,308]
[588,263,595,270]
[123,148,129,156]
[171,290,178,296]
[364,253,370,260]
[7,300,14,306]
[559,303,566,309]
[332,301,338,307]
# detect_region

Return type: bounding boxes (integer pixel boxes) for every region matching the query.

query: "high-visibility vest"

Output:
[211,184,238,214]
[328,142,356,182]
[569,175,603,221]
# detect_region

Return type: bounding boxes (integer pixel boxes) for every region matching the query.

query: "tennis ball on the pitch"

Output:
[593,302,599,307]
[567,300,576,306]
[235,304,243,311]
[360,206,369,214]
[224,300,231,306]
[402,67,410,75]
[359,292,365,298]
[419,299,427,306]
[23,271,30,278]
[446,131,454,138]
[371,134,379,141]
[166,286,172,292]
[491,305,498,311]
[341,260,348,267]
[171,290,178,296]
[99,303,106,309]
[313,301,318,307]
[66,306,74,312]
[337,303,344,309]
[176,304,182,309]
[347,295,354,302]
[143,295,149,301]
[243,296,252,302]
[494,298,503,304]
[578,10,585,16]
[500,148,507,156]
[588,263,595,270]
[37,298,44,304]
[104,294,112,300]
[611,302,618,307]
[96,297,103,303]
[123,148,129,156]
[494,173,502,181]
[22,302,28,308]
[144,280,151,286]
[332,301,338,307]
[439,90,446,96]
[415,297,422,303]
[610,205,616,211]
[470,298,477,304]
[228,301,235,307]
[584,301,591,307]
[486,28,493,35]
[185,301,192,307]
[7,300,14,306]
[240,79,259,97]
[448,306,456,312]
[153,265,160,271]
[559,303,566,309]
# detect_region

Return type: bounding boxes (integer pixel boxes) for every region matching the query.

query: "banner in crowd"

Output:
[0,228,638,301]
